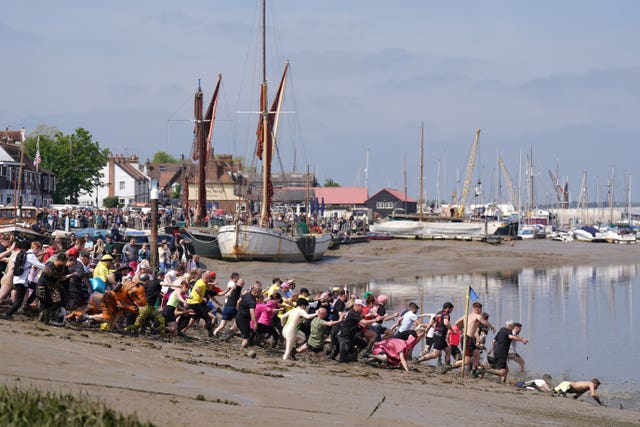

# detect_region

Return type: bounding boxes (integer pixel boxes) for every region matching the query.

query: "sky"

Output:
[1,0,640,205]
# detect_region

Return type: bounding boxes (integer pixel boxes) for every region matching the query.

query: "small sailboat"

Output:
[217,0,330,262]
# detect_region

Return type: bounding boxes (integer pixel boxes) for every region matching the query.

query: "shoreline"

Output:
[1,239,640,426]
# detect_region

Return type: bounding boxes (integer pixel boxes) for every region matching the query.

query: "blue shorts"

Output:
[221,306,238,320]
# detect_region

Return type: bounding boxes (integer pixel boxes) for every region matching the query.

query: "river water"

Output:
[350,264,639,409]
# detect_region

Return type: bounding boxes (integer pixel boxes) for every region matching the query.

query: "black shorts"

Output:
[464,335,476,357]
[162,305,176,323]
[221,305,238,320]
[425,336,434,346]
[433,333,448,351]
[395,330,417,341]
[493,356,508,370]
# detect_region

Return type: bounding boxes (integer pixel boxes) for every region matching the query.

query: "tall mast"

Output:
[403,154,407,213]
[364,147,369,197]
[419,123,424,221]
[259,0,269,228]
[195,80,206,226]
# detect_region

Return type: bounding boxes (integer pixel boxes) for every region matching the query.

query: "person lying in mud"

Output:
[363,325,427,371]
[554,378,606,406]
[516,374,554,392]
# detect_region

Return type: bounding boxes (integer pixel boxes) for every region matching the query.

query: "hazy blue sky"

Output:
[2,1,639,204]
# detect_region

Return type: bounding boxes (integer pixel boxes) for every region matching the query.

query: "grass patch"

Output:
[0,385,154,427]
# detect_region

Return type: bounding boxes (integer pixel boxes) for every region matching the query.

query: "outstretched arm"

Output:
[301,311,318,320]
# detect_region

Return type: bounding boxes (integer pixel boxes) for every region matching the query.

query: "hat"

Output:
[354,299,365,306]
[210,271,216,279]
[117,265,133,272]
[100,254,114,261]
[332,286,341,292]
[377,294,389,304]
[363,291,373,299]
[281,282,291,290]
[505,320,514,327]
[287,279,296,285]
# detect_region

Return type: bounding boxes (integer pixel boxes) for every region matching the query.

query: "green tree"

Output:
[24,127,110,204]
[324,178,341,187]
[103,196,120,208]
[152,151,178,163]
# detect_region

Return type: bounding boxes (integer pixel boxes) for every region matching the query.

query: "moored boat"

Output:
[218,224,330,262]
[217,0,331,262]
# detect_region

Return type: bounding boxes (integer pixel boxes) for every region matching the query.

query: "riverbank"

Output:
[1,239,639,426]
[205,238,640,288]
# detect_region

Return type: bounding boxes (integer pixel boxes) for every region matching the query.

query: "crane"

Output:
[457,128,481,217]
[548,169,569,208]
[498,156,518,211]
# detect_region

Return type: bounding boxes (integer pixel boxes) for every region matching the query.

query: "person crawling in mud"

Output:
[554,378,606,406]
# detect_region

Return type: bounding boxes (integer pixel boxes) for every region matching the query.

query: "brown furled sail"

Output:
[194,75,222,226]
[256,62,288,227]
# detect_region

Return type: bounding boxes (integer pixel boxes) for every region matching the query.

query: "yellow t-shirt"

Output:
[186,278,206,305]
[264,283,280,298]
[93,261,110,283]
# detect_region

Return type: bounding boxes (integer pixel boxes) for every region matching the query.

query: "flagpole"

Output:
[461,285,471,378]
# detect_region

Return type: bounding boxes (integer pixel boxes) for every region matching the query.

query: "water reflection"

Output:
[348,264,639,409]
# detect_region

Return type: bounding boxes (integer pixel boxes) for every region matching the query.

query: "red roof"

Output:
[371,188,416,203]
[281,186,368,205]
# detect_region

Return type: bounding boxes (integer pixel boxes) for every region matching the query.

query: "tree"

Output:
[324,178,341,187]
[152,151,178,163]
[103,196,120,208]
[24,127,110,204]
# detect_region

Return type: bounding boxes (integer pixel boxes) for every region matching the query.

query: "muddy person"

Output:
[482,322,528,383]
[417,302,454,365]
[554,378,605,406]
[213,273,242,337]
[281,298,317,360]
[451,302,495,375]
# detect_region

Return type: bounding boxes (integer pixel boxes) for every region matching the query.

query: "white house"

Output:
[78,154,150,207]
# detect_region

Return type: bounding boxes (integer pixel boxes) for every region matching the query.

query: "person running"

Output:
[178,271,215,336]
[3,241,46,319]
[296,307,344,355]
[124,273,166,335]
[483,322,528,383]
[336,299,378,363]
[452,302,495,375]
[236,281,262,349]
[212,273,243,337]
[281,298,317,360]
[162,278,189,336]
[417,302,454,364]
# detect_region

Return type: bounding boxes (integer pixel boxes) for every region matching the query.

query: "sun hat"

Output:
[281,281,291,290]
[100,254,114,261]
[354,299,365,306]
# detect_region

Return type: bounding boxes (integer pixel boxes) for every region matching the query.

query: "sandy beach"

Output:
[1,239,639,426]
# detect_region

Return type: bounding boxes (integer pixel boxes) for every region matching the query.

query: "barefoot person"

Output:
[554,378,605,406]
[281,298,317,360]
[213,273,243,337]
[296,307,344,355]
[417,302,454,364]
[483,322,528,383]
[452,302,495,375]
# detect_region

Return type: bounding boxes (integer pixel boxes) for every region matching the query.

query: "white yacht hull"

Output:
[369,221,425,236]
[217,224,331,262]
